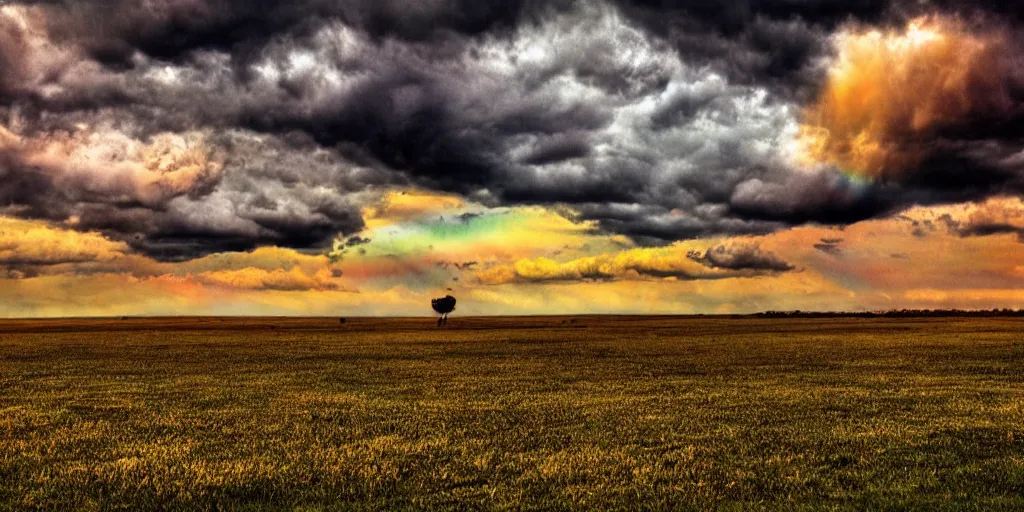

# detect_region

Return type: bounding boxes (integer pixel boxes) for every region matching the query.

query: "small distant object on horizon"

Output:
[339,318,346,324]
[432,295,457,327]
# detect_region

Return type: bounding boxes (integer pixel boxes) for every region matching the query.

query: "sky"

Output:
[0,0,1023,317]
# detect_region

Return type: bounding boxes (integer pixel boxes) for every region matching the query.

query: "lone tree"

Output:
[431,295,457,326]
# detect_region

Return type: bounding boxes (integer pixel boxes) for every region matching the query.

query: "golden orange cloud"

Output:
[360,190,465,230]
[797,17,1012,179]
[5,197,1024,316]
[0,217,127,269]
[168,246,336,277]
[195,266,342,291]
[956,198,1024,238]
[476,242,792,285]
[750,197,1024,296]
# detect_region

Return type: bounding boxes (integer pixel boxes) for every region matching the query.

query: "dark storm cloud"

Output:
[0,0,1022,260]
[0,126,371,260]
[130,134,373,261]
[728,172,905,225]
[518,132,592,166]
[35,0,579,67]
[610,2,869,102]
[0,14,30,101]
[615,0,1024,75]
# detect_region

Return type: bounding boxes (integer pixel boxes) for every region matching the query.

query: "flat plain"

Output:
[1,316,1023,510]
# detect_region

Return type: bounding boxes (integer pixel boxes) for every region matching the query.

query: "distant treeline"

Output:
[756,309,1024,318]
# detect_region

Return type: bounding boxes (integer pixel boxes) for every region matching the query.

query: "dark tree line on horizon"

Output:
[755,309,1024,319]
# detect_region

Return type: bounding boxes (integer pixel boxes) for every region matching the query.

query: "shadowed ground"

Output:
[2,316,1023,510]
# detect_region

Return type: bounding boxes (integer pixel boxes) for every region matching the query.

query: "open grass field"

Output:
[2,316,1024,510]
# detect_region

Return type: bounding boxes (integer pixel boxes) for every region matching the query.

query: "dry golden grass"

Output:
[2,316,1024,510]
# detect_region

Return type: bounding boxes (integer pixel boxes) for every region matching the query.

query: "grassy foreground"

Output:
[2,316,1024,510]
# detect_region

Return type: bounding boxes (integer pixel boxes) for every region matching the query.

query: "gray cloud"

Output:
[940,203,1024,243]
[814,238,844,256]
[687,243,795,272]
[0,0,1022,261]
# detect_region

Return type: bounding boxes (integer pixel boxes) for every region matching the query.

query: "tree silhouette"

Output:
[431,295,457,326]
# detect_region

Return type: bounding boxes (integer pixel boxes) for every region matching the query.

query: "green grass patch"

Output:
[1,316,1023,510]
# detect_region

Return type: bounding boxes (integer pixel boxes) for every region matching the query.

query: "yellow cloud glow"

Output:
[3,197,1024,316]
[0,217,127,268]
